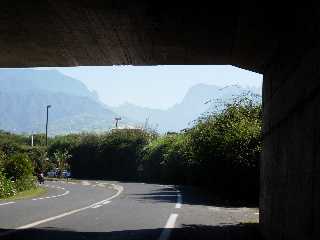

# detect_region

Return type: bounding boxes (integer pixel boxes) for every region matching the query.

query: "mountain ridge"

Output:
[111,83,261,132]
[0,69,261,135]
[0,69,117,135]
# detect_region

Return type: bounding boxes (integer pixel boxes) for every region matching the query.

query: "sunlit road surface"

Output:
[0,180,259,240]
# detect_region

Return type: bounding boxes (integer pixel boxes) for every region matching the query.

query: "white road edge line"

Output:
[158,213,178,240]
[175,193,182,209]
[0,184,124,237]
[0,201,15,206]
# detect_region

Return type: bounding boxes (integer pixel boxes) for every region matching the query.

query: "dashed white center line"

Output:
[91,205,102,208]
[32,186,69,201]
[158,213,178,240]
[0,201,15,206]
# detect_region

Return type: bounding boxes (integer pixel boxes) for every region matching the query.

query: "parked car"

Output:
[46,170,57,177]
[62,170,71,178]
[47,169,71,178]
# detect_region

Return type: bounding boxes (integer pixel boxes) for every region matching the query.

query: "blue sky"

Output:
[38,65,262,109]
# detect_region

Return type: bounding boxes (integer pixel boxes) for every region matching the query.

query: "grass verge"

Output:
[1,187,47,201]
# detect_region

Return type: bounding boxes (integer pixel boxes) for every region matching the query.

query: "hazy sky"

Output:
[38,65,262,109]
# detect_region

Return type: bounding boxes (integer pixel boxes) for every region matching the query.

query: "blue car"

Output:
[62,171,71,178]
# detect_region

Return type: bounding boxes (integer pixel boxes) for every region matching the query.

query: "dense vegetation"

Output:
[0,132,47,198]
[0,96,262,203]
[141,97,261,202]
[48,130,154,180]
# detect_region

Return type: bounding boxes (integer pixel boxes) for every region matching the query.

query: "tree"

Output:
[53,150,71,178]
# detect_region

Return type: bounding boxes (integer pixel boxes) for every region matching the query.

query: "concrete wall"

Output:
[261,43,320,239]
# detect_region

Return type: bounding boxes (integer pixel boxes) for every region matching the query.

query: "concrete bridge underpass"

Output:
[0,2,319,239]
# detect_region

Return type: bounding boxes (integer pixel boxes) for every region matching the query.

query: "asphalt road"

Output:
[0,180,260,240]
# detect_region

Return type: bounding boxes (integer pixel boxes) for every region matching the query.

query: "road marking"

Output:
[32,185,70,201]
[61,191,70,196]
[91,205,102,208]
[81,181,91,186]
[158,213,178,240]
[0,184,123,237]
[0,201,15,206]
[175,193,182,209]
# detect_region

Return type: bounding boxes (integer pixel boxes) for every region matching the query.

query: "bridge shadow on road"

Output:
[0,223,261,240]
[132,185,258,208]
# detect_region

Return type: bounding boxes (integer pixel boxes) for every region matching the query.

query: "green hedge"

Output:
[142,97,261,202]
[48,129,155,180]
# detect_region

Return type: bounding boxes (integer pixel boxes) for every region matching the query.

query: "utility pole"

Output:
[45,105,51,146]
[31,134,34,147]
[144,117,149,130]
[114,117,121,129]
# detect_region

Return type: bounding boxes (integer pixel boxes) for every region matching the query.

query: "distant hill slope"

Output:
[0,69,117,135]
[0,69,99,100]
[111,84,261,133]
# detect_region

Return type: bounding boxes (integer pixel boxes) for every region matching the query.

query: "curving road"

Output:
[0,180,259,240]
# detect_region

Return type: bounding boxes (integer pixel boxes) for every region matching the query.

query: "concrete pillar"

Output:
[260,45,320,239]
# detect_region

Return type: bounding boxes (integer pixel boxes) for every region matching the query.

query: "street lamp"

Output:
[45,105,51,146]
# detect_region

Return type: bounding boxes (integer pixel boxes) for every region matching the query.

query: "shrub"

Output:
[141,96,261,203]
[4,153,34,181]
[13,175,36,192]
[0,170,16,198]
[187,97,262,201]
[142,134,192,184]
[0,134,38,196]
